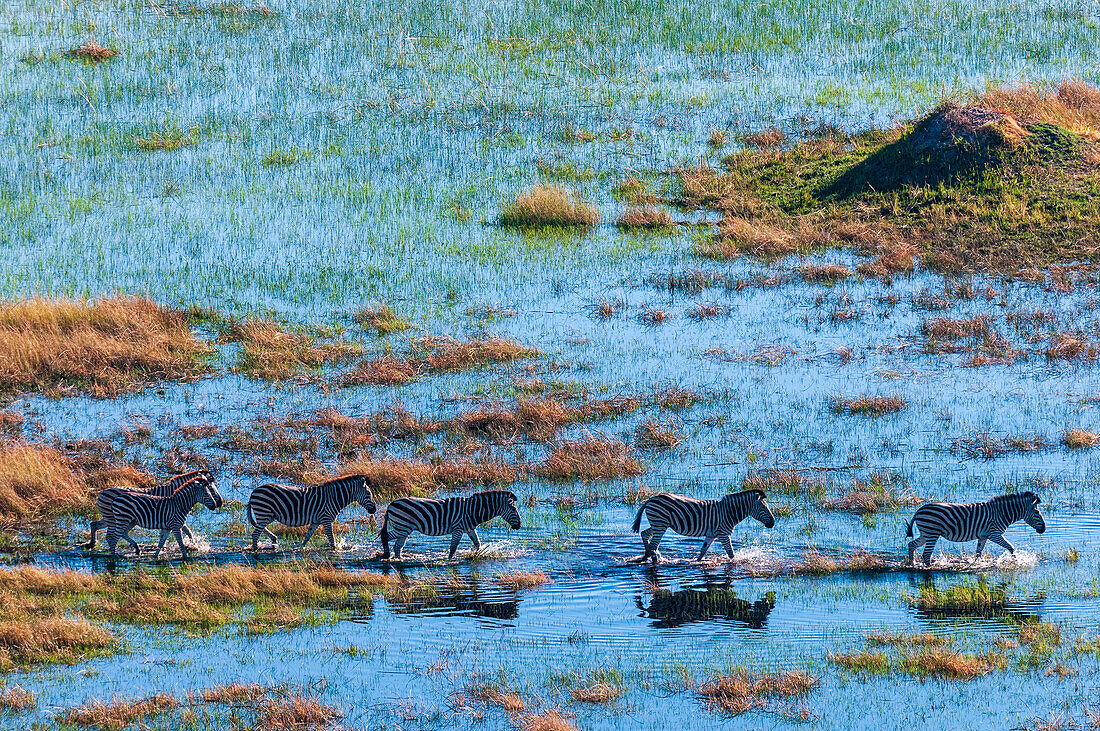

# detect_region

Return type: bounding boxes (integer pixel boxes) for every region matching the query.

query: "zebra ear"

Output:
[506,491,518,502]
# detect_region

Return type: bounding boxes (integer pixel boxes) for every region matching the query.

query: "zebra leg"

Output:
[468,529,481,551]
[182,524,195,546]
[647,528,667,563]
[719,536,735,559]
[907,536,925,565]
[640,527,653,555]
[153,530,171,560]
[297,524,321,550]
[174,528,189,560]
[920,536,938,566]
[448,530,464,559]
[85,519,103,550]
[118,522,140,555]
[324,523,337,551]
[392,534,408,559]
[989,534,1015,555]
[697,536,717,561]
[975,537,988,559]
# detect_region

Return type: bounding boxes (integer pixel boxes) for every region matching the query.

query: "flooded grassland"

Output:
[2,0,1100,729]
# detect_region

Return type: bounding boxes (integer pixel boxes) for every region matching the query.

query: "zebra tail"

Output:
[246,502,256,528]
[905,518,914,537]
[379,511,389,544]
[631,500,649,533]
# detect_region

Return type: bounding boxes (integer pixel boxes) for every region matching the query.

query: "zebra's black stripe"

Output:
[247,474,377,551]
[631,490,776,562]
[105,475,224,559]
[87,470,212,550]
[906,491,1046,565]
[380,490,521,559]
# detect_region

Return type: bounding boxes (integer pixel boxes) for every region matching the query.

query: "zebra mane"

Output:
[725,490,764,500]
[990,491,1038,517]
[168,475,208,496]
[317,474,368,488]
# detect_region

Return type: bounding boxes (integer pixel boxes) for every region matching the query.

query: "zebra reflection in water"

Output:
[637,577,775,629]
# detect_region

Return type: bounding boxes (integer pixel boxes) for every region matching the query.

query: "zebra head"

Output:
[200,477,224,510]
[1021,491,1045,534]
[346,474,377,514]
[502,491,522,529]
[744,490,775,529]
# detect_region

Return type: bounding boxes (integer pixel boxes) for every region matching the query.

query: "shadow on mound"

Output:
[637,582,775,629]
[823,103,1083,198]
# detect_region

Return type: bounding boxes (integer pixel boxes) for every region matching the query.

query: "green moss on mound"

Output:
[683,87,1100,273]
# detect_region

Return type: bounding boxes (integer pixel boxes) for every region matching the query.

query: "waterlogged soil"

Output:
[4,0,1100,729]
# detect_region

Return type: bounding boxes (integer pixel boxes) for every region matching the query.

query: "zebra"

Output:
[105,474,224,559]
[86,469,213,550]
[631,490,776,563]
[906,491,1046,565]
[379,490,521,560]
[246,474,377,551]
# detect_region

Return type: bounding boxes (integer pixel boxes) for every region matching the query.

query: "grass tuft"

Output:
[66,42,118,62]
[499,185,599,227]
[1063,428,1100,449]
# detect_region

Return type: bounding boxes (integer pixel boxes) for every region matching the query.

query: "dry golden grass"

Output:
[60,694,178,731]
[743,128,786,149]
[1045,334,1098,361]
[0,617,115,670]
[537,438,645,481]
[66,42,118,62]
[499,185,599,227]
[974,80,1100,139]
[519,711,579,731]
[616,206,675,229]
[494,571,551,590]
[856,241,918,277]
[686,303,730,320]
[0,685,35,712]
[798,263,851,282]
[0,443,90,522]
[469,685,525,713]
[326,457,518,501]
[254,696,341,730]
[355,305,410,336]
[0,296,212,396]
[695,217,798,260]
[709,129,729,148]
[829,395,907,416]
[698,670,816,715]
[343,336,537,386]
[225,319,356,380]
[899,649,998,680]
[199,682,270,705]
[634,419,683,449]
[1064,428,1100,449]
[569,682,623,704]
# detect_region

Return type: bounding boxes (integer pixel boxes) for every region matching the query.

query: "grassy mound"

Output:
[681,81,1100,273]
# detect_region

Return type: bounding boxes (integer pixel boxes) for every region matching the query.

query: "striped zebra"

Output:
[105,474,224,559]
[906,491,1046,565]
[86,470,212,550]
[246,474,376,551]
[631,490,776,562]
[379,490,521,560]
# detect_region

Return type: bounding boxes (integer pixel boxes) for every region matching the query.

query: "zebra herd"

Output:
[84,471,1048,566]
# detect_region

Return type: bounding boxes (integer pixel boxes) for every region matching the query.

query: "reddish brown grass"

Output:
[974,80,1100,139]
[634,419,683,449]
[829,395,907,416]
[0,617,115,670]
[1064,428,1100,449]
[798,263,850,282]
[0,296,213,396]
[200,682,270,705]
[698,670,816,715]
[537,438,645,481]
[254,696,342,730]
[569,682,623,704]
[67,42,118,62]
[494,571,552,589]
[224,319,356,380]
[899,649,998,680]
[469,685,525,713]
[59,694,178,731]
[743,128,786,149]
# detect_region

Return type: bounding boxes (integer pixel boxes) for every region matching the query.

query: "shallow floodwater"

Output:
[3,0,1100,728]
